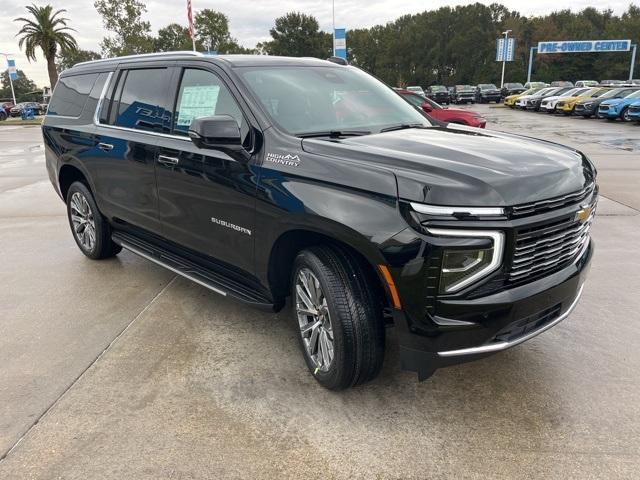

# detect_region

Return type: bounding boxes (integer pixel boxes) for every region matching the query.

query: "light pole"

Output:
[500,30,512,89]
[0,52,17,105]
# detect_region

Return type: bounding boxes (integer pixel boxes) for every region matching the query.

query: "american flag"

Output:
[187,0,194,39]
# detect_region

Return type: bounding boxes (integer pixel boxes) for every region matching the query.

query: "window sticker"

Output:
[176,85,220,127]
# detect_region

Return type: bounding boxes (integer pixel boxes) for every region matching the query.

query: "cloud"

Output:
[1,0,635,87]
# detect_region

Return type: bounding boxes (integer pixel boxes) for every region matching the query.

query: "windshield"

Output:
[479,84,497,90]
[239,66,431,135]
[506,83,524,88]
[619,88,640,98]
[456,85,474,92]
[627,90,640,99]
[430,86,447,92]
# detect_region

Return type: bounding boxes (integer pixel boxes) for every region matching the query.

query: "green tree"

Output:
[57,48,101,71]
[156,23,194,52]
[262,12,332,58]
[14,4,78,88]
[94,0,154,57]
[195,9,230,51]
[0,69,38,102]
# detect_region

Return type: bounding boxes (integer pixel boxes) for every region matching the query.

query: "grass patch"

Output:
[0,118,43,126]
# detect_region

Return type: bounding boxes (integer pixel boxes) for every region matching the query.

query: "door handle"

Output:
[97,142,113,152]
[157,155,179,166]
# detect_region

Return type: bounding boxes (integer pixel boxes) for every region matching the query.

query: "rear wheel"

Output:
[66,182,121,260]
[292,246,385,390]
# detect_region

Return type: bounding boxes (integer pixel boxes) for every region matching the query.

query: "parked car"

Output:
[556,87,609,115]
[539,87,590,113]
[396,89,486,127]
[597,89,640,121]
[475,84,501,103]
[501,82,525,98]
[550,81,574,87]
[43,52,595,389]
[627,101,640,121]
[524,81,549,89]
[406,86,426,97]
[575,81,599,88]
[9,102,42,117]
[517,87,572,111]
[425,85,450,104]
[599,80,625,87]
[452,85,476,104]
[574,87,640,117]
[1,102,14,115]
[503,87,543,107]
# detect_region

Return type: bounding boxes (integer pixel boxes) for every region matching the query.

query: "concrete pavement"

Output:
[0,108,639,479]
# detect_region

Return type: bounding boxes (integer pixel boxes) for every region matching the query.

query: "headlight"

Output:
[583,102,594,108]
[427,228,504,293]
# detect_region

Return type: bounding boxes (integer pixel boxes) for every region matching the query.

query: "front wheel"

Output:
[621,107,632,122]
[66,181,121,260]
[292,246,385,390]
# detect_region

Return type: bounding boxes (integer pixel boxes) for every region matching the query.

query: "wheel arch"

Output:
[265,225,391,312]
[58,161,95,203]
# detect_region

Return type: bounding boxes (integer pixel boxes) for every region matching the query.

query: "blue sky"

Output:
[1,0,636,87]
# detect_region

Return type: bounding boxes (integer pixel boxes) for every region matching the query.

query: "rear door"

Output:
[154,64,258,274]
[91,64,174,235]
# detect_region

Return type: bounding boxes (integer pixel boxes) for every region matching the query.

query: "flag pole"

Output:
[188,0,196,51]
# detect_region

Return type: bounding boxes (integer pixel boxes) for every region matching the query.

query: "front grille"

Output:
[508,205,595,282]
[629,105,640,113]
[599,105,609,111]
[511,183,595,217]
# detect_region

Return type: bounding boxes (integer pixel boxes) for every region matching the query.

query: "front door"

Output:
[155,66,258,274]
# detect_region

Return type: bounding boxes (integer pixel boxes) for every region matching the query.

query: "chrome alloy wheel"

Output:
[623,109,632,122]
[295,268,334,372]
[70,191,96,252]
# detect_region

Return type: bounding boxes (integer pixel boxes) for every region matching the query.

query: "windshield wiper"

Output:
[379,123,427,133]
[296,129,371,138]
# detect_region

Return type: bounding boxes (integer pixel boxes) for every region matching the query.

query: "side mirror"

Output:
[422,102,433,113]
[188,115,243,150]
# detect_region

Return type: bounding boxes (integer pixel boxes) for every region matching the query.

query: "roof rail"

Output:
[76,50,203,67]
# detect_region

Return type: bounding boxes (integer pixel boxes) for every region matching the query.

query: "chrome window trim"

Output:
[411,203,505,216]
[93,71,113,125]
[427,228,504,293]
[438,284,584,357]
[92,70,191,142]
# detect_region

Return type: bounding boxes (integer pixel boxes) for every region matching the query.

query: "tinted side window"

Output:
[84,72,110,120]
[114,68,171,133]
[173,68,247,139]
[48,73,98,117]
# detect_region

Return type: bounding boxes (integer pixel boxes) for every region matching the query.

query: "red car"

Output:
[396,89,486,128]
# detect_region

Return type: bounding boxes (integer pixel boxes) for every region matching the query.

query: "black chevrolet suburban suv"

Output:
[43,53,596,390]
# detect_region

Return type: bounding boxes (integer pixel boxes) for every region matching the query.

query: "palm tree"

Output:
[15,4,78,88]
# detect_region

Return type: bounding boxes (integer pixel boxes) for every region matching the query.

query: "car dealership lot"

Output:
[1,110,640,478]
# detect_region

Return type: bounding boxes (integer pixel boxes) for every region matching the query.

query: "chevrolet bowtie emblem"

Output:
[575,206,592,222]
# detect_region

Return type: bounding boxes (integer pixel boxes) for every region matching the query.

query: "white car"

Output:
[406,86,426,97]
[540,87,590,113]
[515,87,557,109]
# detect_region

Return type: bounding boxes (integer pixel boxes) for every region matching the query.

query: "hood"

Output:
[601,98,624,106]
[302,126,593,207]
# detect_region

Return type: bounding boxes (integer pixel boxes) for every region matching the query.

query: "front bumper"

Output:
[575,104,597,116]
[396,238,593,380]
[597,106,619,118]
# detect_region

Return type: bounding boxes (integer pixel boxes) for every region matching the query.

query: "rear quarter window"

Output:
[48,73,99,117]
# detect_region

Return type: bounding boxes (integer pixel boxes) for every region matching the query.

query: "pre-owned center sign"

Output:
[538,39,631,54]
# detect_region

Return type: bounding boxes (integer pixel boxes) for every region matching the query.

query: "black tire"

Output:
[66,181,121,260]
[621,107,631,122]
[291,246,385,390]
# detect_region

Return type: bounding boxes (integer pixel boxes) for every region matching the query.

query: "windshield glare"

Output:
[240,66,431,135]
[479,84,497,90]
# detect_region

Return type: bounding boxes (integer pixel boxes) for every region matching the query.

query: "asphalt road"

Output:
[1,107,639,479]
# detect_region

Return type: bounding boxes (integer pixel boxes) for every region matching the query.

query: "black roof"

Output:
[65,52,339,75]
